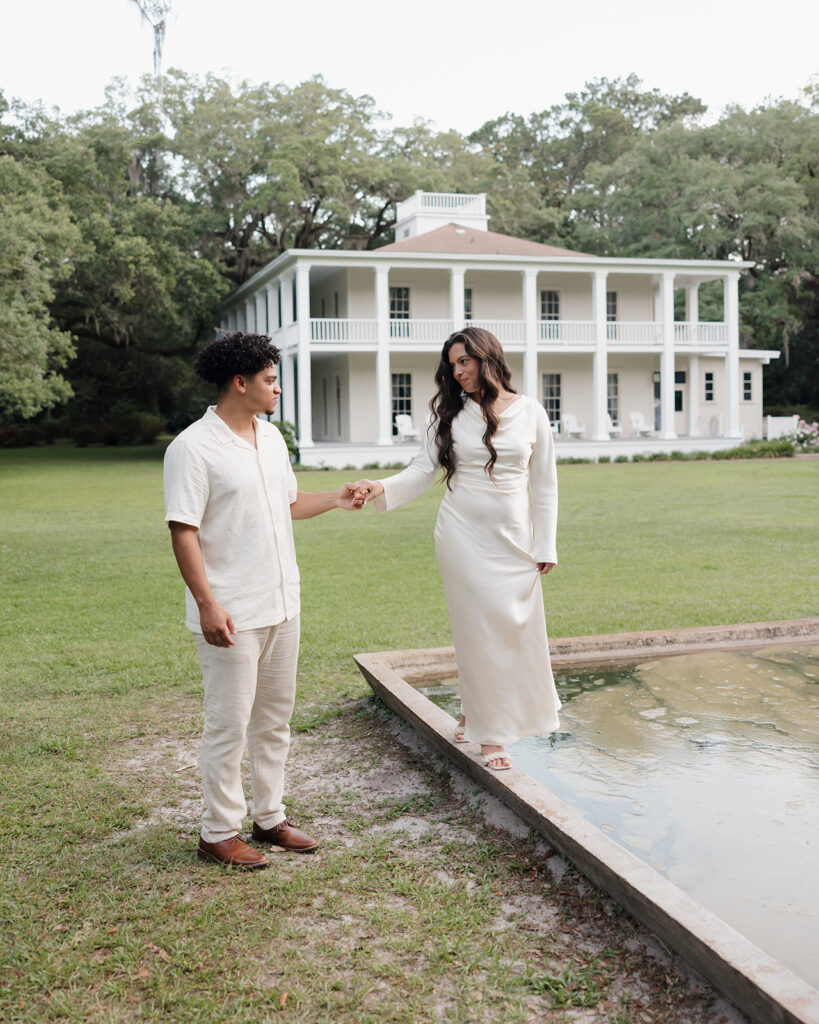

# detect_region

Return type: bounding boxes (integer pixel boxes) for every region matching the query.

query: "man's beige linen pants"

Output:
[194,615,300,843]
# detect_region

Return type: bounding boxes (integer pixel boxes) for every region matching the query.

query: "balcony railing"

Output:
[308,317,730,347]
[310,318,377,342]
[606,321,662,344]
[389,318,453,342]
[539,320,596,343]
[674,322,728,346]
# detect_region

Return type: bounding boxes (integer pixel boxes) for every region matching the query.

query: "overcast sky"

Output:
[2,0,817,132]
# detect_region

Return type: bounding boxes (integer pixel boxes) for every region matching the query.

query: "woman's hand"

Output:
[352,479,385,504]
[537,562,556,575]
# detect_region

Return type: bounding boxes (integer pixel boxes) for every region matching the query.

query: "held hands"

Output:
[350,479,384,505]
[537,562,556,575]
[337,483,368,510]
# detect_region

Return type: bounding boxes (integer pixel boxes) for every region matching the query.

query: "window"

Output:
[291,277,297,321]
[607,373,619,425]
[704,371,714,402]
[392,372,412,435]
[606,291,618,321]
[277,284,282,329]
[321,377,328,435]
[743,371,753,401]
[542,373,561,430]
[320,296,326,318]
[390,286,410,337]
[333,291,339,318]
[464,288,473,321]
[335,375,342,436]
[540,290,559,320]
[264,291,269,333]
[674,371,687,384]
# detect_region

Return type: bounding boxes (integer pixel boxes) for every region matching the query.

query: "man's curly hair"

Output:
[195,333,280,391]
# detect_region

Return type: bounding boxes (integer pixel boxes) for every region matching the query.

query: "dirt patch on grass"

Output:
[104,695,751,1023]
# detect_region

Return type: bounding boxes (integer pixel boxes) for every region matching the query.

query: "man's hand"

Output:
[351,479,384,504]
[537,562,556,575]
[199,601,237,647]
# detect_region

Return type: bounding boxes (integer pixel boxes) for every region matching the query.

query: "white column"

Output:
[265,283,277,335]
[522,268,539,399]
[724,274,741,438]
[295,263,313,448]
[281,272,294,326]
[449,267,465,333]
[281,351,296,425]
[659,270,677,440]
[687,353,699,437]
[254,292,265,334]
[685,282,699,345]
[591,269,609,441]
[375,265,393,446]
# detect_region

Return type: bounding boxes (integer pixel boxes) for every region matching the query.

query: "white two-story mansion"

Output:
[220,192,779,466]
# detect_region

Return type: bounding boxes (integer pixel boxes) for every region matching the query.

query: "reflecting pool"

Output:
[417,643,819,990]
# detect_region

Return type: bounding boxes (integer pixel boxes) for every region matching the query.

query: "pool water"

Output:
[417,643,819,990]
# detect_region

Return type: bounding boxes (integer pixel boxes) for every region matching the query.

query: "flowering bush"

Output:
[789,419,819,452]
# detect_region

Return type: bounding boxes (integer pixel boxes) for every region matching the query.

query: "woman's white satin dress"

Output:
[374,395,561,745]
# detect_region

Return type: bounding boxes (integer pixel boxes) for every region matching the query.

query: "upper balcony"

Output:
[308,318,729,348]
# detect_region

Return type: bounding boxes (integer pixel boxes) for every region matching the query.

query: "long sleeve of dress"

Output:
[529,404,559,564]
[373,421,440,512]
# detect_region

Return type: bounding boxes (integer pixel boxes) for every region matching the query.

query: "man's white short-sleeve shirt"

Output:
[163,407,300,633]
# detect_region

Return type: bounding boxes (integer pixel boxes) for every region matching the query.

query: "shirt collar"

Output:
[204,406,267,447]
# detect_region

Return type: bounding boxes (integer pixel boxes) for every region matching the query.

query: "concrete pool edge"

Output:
[354,618,819,1024]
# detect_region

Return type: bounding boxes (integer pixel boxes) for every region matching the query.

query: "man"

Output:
[164,332,362,869]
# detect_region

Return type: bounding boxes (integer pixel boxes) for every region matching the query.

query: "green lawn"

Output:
[0,449,817,1022]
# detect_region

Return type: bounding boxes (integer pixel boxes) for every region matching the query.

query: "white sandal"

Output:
[482,750,511,771]
[454,725,467,743]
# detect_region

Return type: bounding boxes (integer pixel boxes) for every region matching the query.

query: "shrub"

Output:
[597,455,611,464]
[711,439,794,460]
[274,420,299,461]
[614,455,629,463]
[787,419,819,453]
[100,403,164,446]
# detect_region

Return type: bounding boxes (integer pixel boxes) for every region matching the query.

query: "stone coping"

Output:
[354,618,819,1024]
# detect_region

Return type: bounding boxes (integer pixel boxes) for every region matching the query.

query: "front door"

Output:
[674,371,687,435]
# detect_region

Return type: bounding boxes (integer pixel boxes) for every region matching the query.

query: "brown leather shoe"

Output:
[197,835,269,869]
[251,819,319,852]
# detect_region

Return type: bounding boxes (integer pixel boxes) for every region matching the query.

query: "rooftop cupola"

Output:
[394,191,489,241]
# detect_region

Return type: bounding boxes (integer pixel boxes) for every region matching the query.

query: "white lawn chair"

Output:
[607,414,623,437]
[394,413,419,442]
[629,411,654,437]
[561,413,585,438]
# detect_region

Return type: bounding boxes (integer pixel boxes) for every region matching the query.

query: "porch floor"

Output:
[297,434,746,469]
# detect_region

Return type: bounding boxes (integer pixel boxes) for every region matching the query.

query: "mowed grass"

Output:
[0,448,817,1022]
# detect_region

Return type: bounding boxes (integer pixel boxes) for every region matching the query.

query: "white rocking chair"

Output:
[561,413,585,439]
[394,413,419,442]
[629,411,654,437]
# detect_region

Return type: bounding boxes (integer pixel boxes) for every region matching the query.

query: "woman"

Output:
[355,327,560,770]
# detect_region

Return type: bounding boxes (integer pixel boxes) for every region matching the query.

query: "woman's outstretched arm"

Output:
[355,421,439,512]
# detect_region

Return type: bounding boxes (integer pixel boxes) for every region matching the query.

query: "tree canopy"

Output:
[0,73,816,438]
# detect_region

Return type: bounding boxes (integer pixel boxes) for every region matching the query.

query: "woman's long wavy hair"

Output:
[430,327,516,488]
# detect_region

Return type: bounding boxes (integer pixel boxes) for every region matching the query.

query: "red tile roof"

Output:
[379,222,595,258]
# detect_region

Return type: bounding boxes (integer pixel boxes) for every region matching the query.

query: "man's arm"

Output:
[168,522,236,647]
[290,484,364,520]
